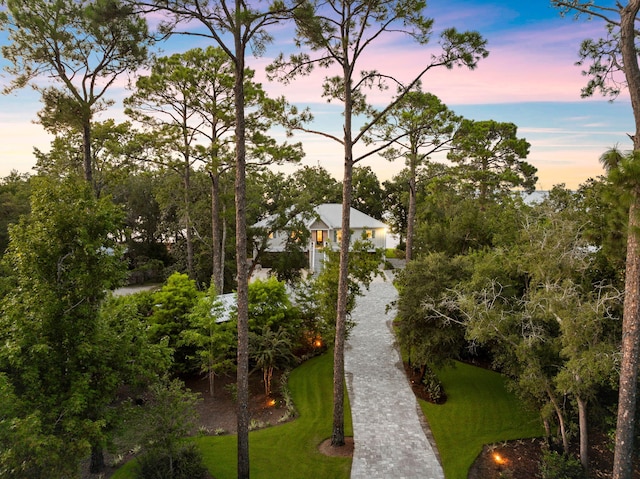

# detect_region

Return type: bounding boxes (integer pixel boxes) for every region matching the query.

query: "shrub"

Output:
[422,367,445,404]
[539,448,585,479]
[135,444,206,479]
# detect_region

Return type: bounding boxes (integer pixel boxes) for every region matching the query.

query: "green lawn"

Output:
[113,351,352,479]
[420,361,544,479]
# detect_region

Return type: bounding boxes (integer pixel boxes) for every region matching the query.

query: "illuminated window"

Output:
[334,230,342,242]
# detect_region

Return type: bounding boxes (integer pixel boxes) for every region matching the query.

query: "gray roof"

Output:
[313,204,386,229]
[253,203,387,231]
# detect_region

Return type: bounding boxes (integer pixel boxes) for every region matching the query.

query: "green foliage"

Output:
[448,119,536,201]
[248,277,300,339]
[414,174,531,256]
[149,272,201,373]
[182,284,237,395]
[135,444,207,479]
[0,176,131,476]
[1,0,150,183]
[539,449,585,479]
[351,166,385,220]
[0,171,30,258]
[421,366,444,403]
[131,378,204,479]
[311,238,383,342]
[395,252,471,369]
[250,325,297,397]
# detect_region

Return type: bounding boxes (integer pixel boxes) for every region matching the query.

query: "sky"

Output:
[0,0,634,190]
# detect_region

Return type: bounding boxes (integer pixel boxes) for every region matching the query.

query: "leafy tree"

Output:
[0,176,130,475]
[459,196,621,462]
[249,326,296,397]
[369,87,461,260]
[382,170,410,248]
[290,165,342,206]
[1,0,150,187]
[248,277,301,340]
[351,165,385,220]
[125,51,209,277]
[394,252,471,375]
[553,282,620,472]
[268,0,488,446]
[249,169,317,283]
[132,378,206,479]
[0,171,30,258]
[149,272,201,374]
[549,4,640,472]
[123,2,303,468]
[112,170,171,281]
[182,284,237,396]
[34,119,139,197]
[413,164,529,257]
[311,237,383,344]
[447,119,536,205]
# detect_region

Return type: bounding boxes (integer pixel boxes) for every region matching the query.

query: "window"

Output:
[365,229,376,239]
[334,230,342,242]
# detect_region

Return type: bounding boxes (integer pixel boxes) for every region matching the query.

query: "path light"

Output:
[267,398,276,407]
[313,338,323,348]
[493,453,507,466]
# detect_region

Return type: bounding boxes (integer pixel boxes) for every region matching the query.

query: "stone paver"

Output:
[345,272,445,479]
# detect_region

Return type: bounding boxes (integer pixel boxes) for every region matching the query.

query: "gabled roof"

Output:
[313,204,386,230]
[253,203,387,231]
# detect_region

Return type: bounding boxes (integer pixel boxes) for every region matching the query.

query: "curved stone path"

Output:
[344,272,445,479]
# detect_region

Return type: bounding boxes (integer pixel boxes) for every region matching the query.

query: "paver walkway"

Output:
[344,272,445,479]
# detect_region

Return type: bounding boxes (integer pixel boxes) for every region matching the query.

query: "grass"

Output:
[112,351,352,479]
[419,361,544,479]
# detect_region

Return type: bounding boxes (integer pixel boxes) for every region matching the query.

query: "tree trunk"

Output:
[548,387,569,454]
[332,156,353,447]
[210,171,223,294]
[184,158,194,278]
[405,163,417,262]
[221,208,227,293]
[543,417,551,441]
[614,191,640,479]
[89,444,105,474]
[82,118,93,187]
[332,55,355,448]
[234,10,250,477]
[614,4,640,478]
[577,395,589,473]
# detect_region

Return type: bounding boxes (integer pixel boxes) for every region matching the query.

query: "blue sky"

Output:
[0,0,633,189]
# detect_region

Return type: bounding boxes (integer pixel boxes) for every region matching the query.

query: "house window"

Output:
[268,232,274,239]
[334,230,342,242]
[365,229,375,239]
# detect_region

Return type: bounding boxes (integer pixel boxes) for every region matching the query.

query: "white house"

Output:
[255,203,387,273]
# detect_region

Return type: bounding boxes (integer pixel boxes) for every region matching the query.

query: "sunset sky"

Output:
[0,0,634,190]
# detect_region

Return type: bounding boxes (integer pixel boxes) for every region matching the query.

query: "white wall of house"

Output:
[256,204,388,272]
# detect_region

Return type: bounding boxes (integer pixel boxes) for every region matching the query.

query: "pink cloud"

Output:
[252,17,620,106]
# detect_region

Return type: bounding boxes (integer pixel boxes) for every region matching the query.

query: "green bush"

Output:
[539,449,585,479]
[422,367,445,404]
[135,444,206,479]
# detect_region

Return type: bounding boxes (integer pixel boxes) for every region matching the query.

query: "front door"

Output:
[315,230,324,247]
